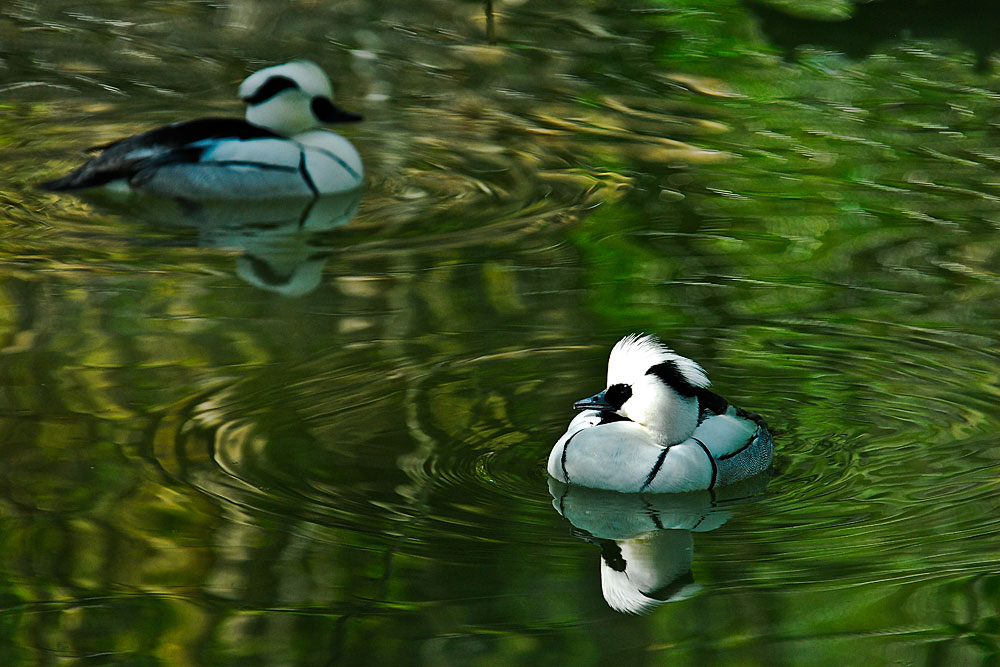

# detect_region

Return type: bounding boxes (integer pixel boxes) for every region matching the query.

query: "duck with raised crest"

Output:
[548,334,773,493]
[41,60,363,200]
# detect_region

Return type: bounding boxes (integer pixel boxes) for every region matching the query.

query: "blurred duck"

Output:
[41,60,363,200]
[548,334,773,493]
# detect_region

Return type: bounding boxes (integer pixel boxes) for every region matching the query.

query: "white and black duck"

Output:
[41,60,363,200]
[548,334,773,493]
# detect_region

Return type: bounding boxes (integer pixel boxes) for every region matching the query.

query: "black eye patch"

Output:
[604,383,632,409]
[243,75,298,105]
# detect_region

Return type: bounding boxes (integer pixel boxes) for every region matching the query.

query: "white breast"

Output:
[548,414,714,493]
[295,131,363,195]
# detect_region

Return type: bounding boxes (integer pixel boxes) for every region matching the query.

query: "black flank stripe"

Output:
[299,198,318,227]
[204,161,298,173]
[310,146,361,180]
[642,499,665,530]
[243,75,298,105]
[561,429,586,483]
[717,432,755,461]
[639,445,672,492]
[692,437,717,490]
[298,151,319,196]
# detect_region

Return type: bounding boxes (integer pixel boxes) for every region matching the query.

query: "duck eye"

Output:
[604,383,632,409]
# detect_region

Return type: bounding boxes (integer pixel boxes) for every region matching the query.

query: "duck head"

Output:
[239,59,362,136]
[574,334,710,445]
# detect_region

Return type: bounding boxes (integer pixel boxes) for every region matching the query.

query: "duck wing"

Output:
[692,411,758,460]
[693,408,773,488]
[40,118,281,191]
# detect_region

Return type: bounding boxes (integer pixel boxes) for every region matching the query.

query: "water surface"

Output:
[3,0,1000,664]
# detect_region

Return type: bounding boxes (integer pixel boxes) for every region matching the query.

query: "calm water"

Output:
[3,0,1000,664]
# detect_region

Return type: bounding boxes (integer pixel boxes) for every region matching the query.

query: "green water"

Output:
[4,0,1000,664]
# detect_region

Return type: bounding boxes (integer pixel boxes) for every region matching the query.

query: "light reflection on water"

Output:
[3,0,1000,663]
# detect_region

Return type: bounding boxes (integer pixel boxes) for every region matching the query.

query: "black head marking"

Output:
[243,75,298,105]
[646,361,699,397]
[648,360,731,419]
[604,383,632,409]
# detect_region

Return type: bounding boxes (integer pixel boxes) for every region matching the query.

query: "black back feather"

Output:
[40,118,281,191]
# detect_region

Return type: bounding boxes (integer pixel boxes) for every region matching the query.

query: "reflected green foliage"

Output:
[2,0,1000,664]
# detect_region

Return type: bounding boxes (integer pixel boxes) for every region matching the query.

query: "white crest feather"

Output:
[607,334,709,388]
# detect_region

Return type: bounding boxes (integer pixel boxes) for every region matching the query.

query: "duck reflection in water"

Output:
[147,189,362,297]
[549,474,769,614]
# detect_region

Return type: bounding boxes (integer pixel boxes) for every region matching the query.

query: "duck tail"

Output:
[38,172,84,191]
[39,160,126,192]
[38,159,108,191]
